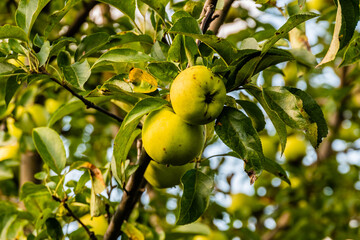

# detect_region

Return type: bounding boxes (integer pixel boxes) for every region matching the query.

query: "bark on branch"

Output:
[103,149,151,240]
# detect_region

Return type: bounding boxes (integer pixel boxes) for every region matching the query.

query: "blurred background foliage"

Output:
[0,0,360,239]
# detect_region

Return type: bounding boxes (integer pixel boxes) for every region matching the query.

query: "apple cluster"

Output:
[143,66,227,188]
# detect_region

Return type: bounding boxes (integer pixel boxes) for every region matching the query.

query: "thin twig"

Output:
[52,196,97,240]
[39,67,140,127]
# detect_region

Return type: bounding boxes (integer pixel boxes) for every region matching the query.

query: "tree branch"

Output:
[52,195,97,240]
[208,0,235,35]
[199,0,218,34]
[39,67,142,127]
[63,0,98,37]
[104,148,151,240]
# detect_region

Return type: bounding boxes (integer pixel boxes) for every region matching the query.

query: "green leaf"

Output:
[92,49,153,68]
[263,86,312,129]
[285,87,328,147]
[0,25,28,42]
[246,84,287,154]
[62,60,91,90]
[20,182,50,200]
[75,32,110,61]
[121,222,145,240]
[97,0,136,21]
[32,127,66,175]
[215,107,264,181]
[57,50,72,68]
[0,164,14,181]
[289,48,318,67]
[168,31,237,65]
[5,76,22,106]
[316,4,341,67]
[45,218,63,240]
[90,186,104,217]
[168,222,211,237]
[147,62,179,83]
[122,97,168,128]
[15,0,51,35]
[176,169,214,225]
[44,0,82,36]
[263,157,290,185]
[104,32,153,50]
[36,41,50,67]
[49,37,77,58]
[261,12,318,56]
[236,100,265,132]
[168,34,186,64]
[112,121,141,188]
[139,0,169,21]
[169,17,202,35]
[226,48,293,91]
[339,36,360,67]
[338,0,359,49]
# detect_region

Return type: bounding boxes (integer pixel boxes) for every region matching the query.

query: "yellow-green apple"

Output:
[170,66,226,125]
[283,135,307,161]
[142,107,205,165]
[144,160,194,188]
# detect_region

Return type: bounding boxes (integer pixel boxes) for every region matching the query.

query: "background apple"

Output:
[142,107,205,166]
[79,214,108,236]
[170,66,226,125]
[144,161,194,188]
[283,135,307,162]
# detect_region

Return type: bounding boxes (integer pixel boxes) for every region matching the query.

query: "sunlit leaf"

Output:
[15,0,51,35]
[0,25,28,42]
[126,68,158,93]
[62,60,91,90]
[32,127,66,175]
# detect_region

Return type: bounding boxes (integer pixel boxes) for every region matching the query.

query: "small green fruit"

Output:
[170,66,226,125]
[145,161,194,188]
[283,135,307,161]
[142,107,205,165]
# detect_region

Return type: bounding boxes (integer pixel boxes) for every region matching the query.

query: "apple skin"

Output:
[144,160,194,188]
[170,66,226,125]
[142,107,205,166]
[283,135,307,162]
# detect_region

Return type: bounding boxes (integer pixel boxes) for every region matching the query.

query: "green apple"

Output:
[283,135,307,161]
[170,66,226,125]
[144,160,194,188]
[142,107,205,165]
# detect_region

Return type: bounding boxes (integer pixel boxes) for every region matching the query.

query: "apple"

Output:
[283,135,307,162]
[170,66,226,125]
[142,107,205,166]
[144,160,194,188]
[260,135,278,160]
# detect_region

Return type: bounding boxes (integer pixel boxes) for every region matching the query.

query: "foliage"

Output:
[0,0,359,239]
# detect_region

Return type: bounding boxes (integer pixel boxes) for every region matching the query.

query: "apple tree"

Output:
[0,0,359,239]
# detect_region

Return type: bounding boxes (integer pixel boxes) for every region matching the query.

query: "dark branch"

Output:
[63,0,98,37]
[199,0,218,34]
[39,67,142,127]
[208,0,235,35]
[104,148,151,240]
[52,195,97,240]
